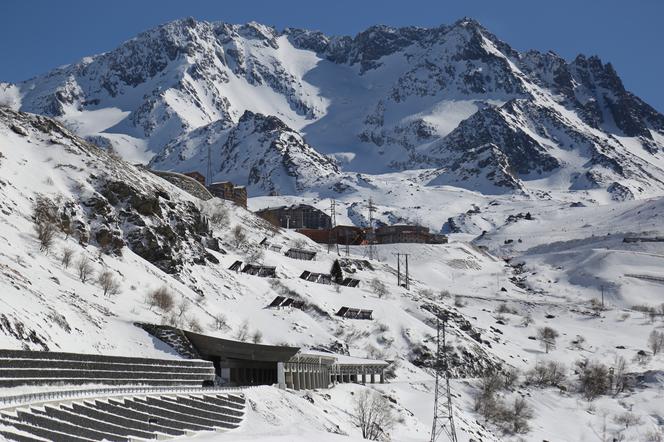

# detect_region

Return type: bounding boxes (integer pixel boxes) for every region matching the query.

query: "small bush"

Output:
[648,329,664,355]
[97,270,121,296]
[235,320,250,341]
[212,313,228,330]
[370,278,388,298]
[61,247,74,268]
[251,330,263,344]
[525,360,566,387]
[231,225,247,248]
[76,256,94,283]
[537,327,559,353]
[148,286,175,313]
[577,360,609,400]
[187,316,203,333]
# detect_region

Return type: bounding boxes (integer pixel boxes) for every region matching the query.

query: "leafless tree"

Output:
[353,389,394,440]
[251,330,263,344]
[176,298,190,318]
[147,286,175,313]
[577,360,609,400]
[187,316,203,333]
[97,270,121,296]
[537,327,559,353]
[500,397,534,434]
[212,313,228,330]
[648,329,664,354]
[369,278,388,298]
[612,356,629,395]
[525,360,566,387]
[76,256,94,283]
[235,320,250,341]
[231,225,247,248]
[613,411,642,429]
[34,219,57,253]
[208,204,230,228]
[61,247,74,268]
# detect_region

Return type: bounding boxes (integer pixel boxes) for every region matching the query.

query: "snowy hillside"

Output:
[1,107,664,441]
[3,18,664,198]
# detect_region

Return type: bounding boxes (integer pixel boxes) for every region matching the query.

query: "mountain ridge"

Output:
[2,17,664,198]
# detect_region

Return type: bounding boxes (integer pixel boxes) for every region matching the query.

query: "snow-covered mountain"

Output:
[2,106,664,441]
[3,18,664,198]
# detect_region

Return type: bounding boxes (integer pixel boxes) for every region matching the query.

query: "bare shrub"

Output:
[353,390,394,440]
[76,256,94,283]
[370,278,388,298]
[208,204,230,228]
[148,286,175,313]
[503,367,520,389]
[570,335,586,350]
[61,247,74,268]
[231,225,247,248]
[176,298,190,318]
[577,360,609,400]
[187,316,203,333]
[97,270,121,296]
[496,303,516,314]
[520,313,534,327]
[525,360,566,387]
[648,329,664,355]
[235,320,250,341]
[612,356,628,395]
[499,397,534,434]
[613,411,642,429]
[251,330,263,344]
[292,238,308,250]
[589,298,604,315]
[454,295,465,308]
[34,219,57,252]
[537,327,559,353]
[211,313,228,330]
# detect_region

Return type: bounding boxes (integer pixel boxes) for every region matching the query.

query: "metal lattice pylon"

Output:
[365,198,377,260]
[430,317,458,442]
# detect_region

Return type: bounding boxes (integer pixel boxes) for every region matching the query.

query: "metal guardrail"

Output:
[0,385,253,410]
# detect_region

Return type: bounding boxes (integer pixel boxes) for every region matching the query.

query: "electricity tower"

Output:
[328,199,339,255]
[206,144,212,186]
[430,316,458,442]
[395,253,410,290]
[365,198,377,260]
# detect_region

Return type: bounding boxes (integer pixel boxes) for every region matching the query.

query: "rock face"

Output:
[5,17,664,198]
[0,107,219,275]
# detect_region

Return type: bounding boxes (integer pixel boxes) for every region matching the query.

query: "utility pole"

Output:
[395,253,410,289]
[601,285,604,310]
[396,253,401,287]
[206,144,212,186]
[430,316,458,442]
[328,199,339,255]
[366,198,377,260]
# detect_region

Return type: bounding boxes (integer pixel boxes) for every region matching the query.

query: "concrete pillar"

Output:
[380,369,385,384]
[370,372,375,384]
[294,365,301,390]
[277,362,286,389]
[362,369,366,385]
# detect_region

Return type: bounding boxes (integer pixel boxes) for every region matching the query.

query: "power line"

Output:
[430,316,458,442]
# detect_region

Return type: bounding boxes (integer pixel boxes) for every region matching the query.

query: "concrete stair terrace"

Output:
[0,350,245,440]
[0,392,246,441]
[0,349,214,388]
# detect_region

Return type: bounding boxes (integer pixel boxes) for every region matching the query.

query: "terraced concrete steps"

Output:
[0,391,246,441]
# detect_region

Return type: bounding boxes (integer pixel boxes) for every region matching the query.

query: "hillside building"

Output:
[256,204,331,230]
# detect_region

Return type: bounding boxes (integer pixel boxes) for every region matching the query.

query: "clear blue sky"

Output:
[3,0,663,112]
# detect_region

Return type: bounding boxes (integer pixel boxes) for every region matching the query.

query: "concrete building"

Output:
[207,181,248,209]
[183,171,206,186]
[139,324,389,390]
[256,204,331,230]
[375,225,447,244]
